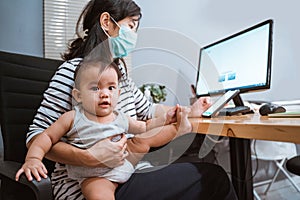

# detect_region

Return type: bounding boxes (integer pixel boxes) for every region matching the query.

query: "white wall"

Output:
[132,0,300,105]
[0,0,43,57]
[1,0,299,105]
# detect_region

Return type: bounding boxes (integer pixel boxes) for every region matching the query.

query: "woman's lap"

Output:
[116,162,237,200]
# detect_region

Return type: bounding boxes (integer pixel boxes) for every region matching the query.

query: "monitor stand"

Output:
[233,93,245,107]
[221,93,254,116]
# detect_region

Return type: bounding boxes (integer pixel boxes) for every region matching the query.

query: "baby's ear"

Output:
[72,88,82,103]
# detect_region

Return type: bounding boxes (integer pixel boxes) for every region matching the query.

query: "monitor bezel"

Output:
[195,19,273,97]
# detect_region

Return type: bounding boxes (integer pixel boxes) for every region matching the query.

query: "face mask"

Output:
[102,17,138,58]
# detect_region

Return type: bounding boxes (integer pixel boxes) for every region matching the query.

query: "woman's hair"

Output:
[62,0,141,61]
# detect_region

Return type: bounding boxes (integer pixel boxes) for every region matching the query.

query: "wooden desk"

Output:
[190,113,300,200]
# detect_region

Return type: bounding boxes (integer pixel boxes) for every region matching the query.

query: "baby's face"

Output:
[78,66,120,118]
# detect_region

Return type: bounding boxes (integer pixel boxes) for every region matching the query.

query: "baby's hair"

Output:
[74,60,122,89]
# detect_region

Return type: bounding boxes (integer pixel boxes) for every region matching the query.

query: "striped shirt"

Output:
[26,58,156,200]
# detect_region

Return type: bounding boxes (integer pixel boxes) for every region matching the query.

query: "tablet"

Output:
[202,90,240,118]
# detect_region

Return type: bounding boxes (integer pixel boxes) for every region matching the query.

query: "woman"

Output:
[26,0,237,199]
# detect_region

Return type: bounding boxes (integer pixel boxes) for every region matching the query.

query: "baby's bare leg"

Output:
[81,177,118,200]
[126,106,192,166]
[176,106,192,137]
[126,125,177,165]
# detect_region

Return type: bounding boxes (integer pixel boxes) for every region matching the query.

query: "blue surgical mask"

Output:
[102,17,137,58]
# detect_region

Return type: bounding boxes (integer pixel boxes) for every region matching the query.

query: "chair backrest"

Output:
[0,51,62,172]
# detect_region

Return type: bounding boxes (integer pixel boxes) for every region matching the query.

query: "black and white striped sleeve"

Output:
[26,58,81,144]
[127,76,157,121]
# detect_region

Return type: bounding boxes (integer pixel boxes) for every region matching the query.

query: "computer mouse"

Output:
[259,103,286,116]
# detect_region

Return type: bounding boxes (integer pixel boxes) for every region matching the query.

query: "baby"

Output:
[16,59,192,200]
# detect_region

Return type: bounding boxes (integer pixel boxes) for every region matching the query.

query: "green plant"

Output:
[139,83,167,103]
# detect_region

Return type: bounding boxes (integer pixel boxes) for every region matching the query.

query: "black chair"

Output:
[0,51,62,200]
[286,156,300,176]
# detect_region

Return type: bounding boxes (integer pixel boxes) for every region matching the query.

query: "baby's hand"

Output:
[15,158,48,182]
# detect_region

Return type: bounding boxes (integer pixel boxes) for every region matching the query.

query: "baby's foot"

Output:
[176,106,192,137]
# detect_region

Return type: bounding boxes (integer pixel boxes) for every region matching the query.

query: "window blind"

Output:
[43,0,88,59]
[43,0,132,72]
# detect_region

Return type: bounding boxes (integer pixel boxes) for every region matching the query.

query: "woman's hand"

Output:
[189,97,211,117]
[83,134,128,168]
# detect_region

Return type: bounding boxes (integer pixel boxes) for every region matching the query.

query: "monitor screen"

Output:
[196,19,273,97]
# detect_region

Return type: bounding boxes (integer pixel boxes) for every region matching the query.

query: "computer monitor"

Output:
[195,19,273,106]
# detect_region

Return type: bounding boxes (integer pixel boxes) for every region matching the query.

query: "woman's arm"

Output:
[44,136,128,168]
[27,134,90,166]
[18,137,128,180]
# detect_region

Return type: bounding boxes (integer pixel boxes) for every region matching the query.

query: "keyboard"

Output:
[220,106,252,116]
